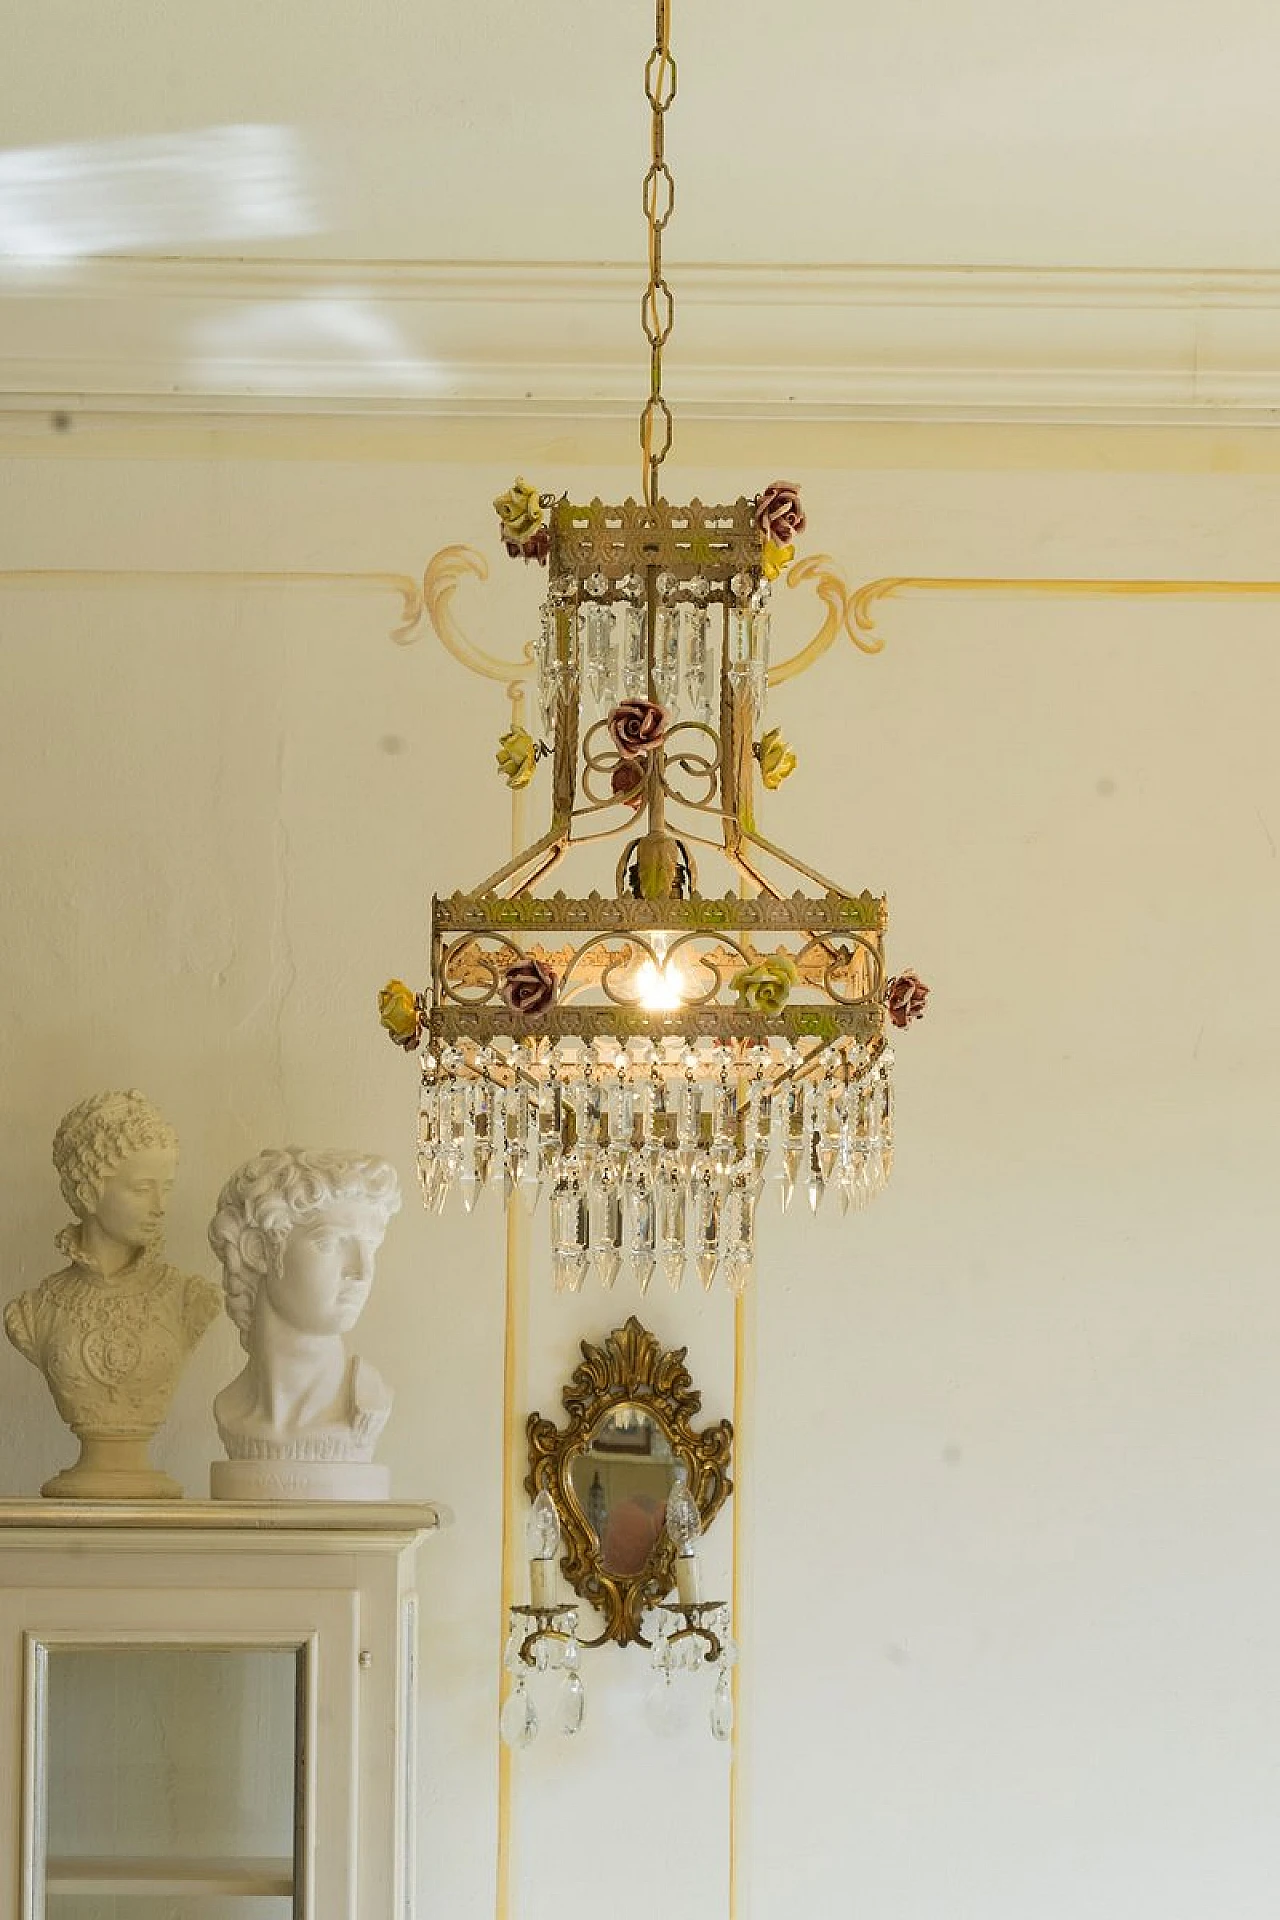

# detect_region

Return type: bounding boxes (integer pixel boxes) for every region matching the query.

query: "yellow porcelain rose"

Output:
[496,725,539,789]
[378,978,422,1050]
[730,951,799,1014]
[493,476,543,546]
[755,726,797,790]
[761,539,794,582]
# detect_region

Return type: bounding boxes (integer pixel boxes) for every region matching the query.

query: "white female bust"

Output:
[207,1148,400,1501]
[4,1090,221,1499]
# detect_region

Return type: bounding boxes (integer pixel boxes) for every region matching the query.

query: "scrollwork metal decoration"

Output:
[525,1317,733,1647]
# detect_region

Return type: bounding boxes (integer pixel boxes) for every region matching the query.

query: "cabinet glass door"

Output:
[33,1645,304,1919]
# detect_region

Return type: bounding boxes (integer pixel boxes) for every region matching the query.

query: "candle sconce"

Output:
[501,1318,735,1744]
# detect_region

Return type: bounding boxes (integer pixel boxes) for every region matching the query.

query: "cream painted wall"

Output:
[1,423,1279,1919]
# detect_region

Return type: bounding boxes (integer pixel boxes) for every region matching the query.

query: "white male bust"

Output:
[4,1090,221,1499]
[206,1147,401,1502]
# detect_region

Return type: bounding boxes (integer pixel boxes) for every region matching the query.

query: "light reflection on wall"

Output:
[190,297,445,394]
[0,125,316,259]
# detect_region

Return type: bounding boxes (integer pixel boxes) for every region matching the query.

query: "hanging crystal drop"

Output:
[652,581,681,710]
[780,1079,806,1211]
[589,1149,623,1284]
[807,1136,826,1213]
[625,1157,656,1291]
[709,1061,736,1184]
[556,1670,586,1737]
[517,1087,544,1213]
[684,580,714,719]
[676,1068,700,1172]
[816,1082,842,1190]
[499,1679,539,1749]
[621,599,648,698]
[727,592,752,693]
[537,1079,563,1191]
[710,1667,734,1742]
[574,1073,603,1179]
[658,1154,687,1289]
[749,597,771,715]
[537,602,559,733]
[472,1081,495,1199]
[724,1170,758,1296]
[551,1152,587,1292]
[583,600,616,708]
[692,1163,720,1290]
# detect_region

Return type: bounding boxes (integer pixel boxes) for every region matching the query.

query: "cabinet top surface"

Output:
[0,1498,445,1540]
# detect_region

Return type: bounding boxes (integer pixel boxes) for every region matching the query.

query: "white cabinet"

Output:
[0,1499,441,1920]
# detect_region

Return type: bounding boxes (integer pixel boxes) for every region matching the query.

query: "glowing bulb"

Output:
[635,931,689,1012]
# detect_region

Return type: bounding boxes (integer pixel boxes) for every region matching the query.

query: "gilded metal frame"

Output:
[525,1316,733,1647]
[423,489,896,1072]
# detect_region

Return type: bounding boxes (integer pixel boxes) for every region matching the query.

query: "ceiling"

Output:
[7,0,1279,269]
[4,1,1279,420]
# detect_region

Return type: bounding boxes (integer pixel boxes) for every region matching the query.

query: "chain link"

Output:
[640,0,676,507]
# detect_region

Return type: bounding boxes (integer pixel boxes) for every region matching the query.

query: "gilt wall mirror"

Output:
[526,1317,733,1646]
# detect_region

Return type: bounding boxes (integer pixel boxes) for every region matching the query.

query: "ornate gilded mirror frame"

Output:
[526,1317,733,1647]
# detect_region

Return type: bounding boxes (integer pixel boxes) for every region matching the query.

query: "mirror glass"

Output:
[569,1404,678,1577]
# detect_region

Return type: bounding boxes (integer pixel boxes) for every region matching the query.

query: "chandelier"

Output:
[381,2,928,1294]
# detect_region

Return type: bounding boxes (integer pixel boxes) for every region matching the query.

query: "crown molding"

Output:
[2,257,1280,424]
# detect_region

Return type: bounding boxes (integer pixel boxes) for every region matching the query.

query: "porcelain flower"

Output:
[608,698,668,759]
[885,971,930,1028]
[505,525,550,565]
[377,979,423,1050]
[611,760,646,808]
[754,480,806,547]
[496,725,539,789]
[761,540,794,582]
[755,727,797,789]
[494,477,543,546]
[501,958,558,1016]
[730,952,799,1015]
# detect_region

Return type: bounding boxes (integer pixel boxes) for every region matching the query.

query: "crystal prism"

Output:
[557,1671,586,1737]
[710,1669,734,1741]
[499,1681,539,1749]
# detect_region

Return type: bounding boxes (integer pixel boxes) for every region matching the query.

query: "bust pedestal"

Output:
[211,1459,390,1502]
[45,1435,183,1501]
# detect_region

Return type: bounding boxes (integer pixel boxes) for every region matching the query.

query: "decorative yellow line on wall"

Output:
[0,567,429,642]
[842,574,1280,646]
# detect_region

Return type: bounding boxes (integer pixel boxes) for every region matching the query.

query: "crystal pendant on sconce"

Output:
[710,1667,734,1742]
[499,1679,539,1750]
[556,1671,586,1736]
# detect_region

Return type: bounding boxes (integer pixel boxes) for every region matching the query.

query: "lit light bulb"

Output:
[635,930,690,1012]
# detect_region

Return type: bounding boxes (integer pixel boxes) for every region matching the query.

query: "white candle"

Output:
[675,1552,702,1606]
[530,1557,557,1608]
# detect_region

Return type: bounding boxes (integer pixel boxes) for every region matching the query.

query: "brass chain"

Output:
[640,0,676,507]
